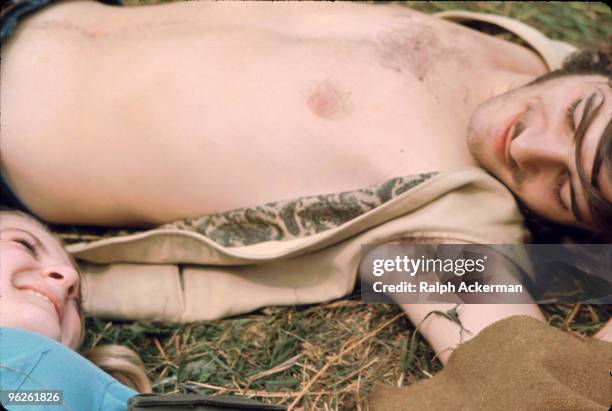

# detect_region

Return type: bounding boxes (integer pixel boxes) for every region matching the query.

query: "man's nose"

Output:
[509,134,569,172]
[41,265,80,299]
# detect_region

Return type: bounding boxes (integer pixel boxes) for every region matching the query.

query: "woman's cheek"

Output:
[60,301,83,349]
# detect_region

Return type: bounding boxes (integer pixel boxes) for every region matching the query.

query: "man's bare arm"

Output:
[364,238,545,364]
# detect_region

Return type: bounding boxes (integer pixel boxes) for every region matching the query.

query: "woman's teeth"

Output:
[23,289,53,305]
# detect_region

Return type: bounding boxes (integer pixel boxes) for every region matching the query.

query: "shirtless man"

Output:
[1,1,611,361]
[2,1,610,229]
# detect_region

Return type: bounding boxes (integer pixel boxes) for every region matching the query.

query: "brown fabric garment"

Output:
[369,316,612,411]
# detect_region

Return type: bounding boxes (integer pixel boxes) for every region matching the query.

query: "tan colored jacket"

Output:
[68,12,575,322]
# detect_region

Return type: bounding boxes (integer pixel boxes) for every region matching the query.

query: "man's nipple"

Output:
[307,80,353,120]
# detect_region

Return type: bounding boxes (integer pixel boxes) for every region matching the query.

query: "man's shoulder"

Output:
[435,10,575,71]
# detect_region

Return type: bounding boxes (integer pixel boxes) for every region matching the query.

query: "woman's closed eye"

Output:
[14,238,39,258]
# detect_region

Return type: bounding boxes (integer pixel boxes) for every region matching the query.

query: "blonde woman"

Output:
[0,210,150,410]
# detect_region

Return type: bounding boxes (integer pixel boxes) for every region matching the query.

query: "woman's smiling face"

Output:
[0,211,82,348]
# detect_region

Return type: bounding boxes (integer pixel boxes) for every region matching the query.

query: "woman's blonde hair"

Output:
[81,344,152,393]
[1,209,152,393]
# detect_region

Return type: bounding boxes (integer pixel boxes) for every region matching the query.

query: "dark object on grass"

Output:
[128,393,286,411]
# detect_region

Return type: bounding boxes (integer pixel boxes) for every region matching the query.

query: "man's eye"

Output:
[553,172,569,212]
[565,98,581,132]
[15,239,38,257]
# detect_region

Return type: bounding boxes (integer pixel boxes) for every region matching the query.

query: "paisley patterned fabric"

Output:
[56,172,436,247]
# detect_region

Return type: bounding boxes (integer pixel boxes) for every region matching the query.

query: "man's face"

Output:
[468,75,611,231]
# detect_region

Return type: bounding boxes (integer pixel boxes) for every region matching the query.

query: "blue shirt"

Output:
[0,327,136,411]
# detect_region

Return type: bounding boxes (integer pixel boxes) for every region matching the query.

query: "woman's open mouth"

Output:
[19,286,63,319]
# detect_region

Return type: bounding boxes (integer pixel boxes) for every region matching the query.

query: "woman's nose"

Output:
[41,265,80,299]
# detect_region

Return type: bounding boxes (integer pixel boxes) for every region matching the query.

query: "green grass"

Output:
[84,302,610,410]
[82,2,611,410]
[407,2,611,46]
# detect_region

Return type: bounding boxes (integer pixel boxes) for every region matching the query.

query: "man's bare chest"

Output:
[0,2,546,223]
[110,16,496,175]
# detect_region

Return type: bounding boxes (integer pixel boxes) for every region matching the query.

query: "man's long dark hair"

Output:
[523,49,611,244]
